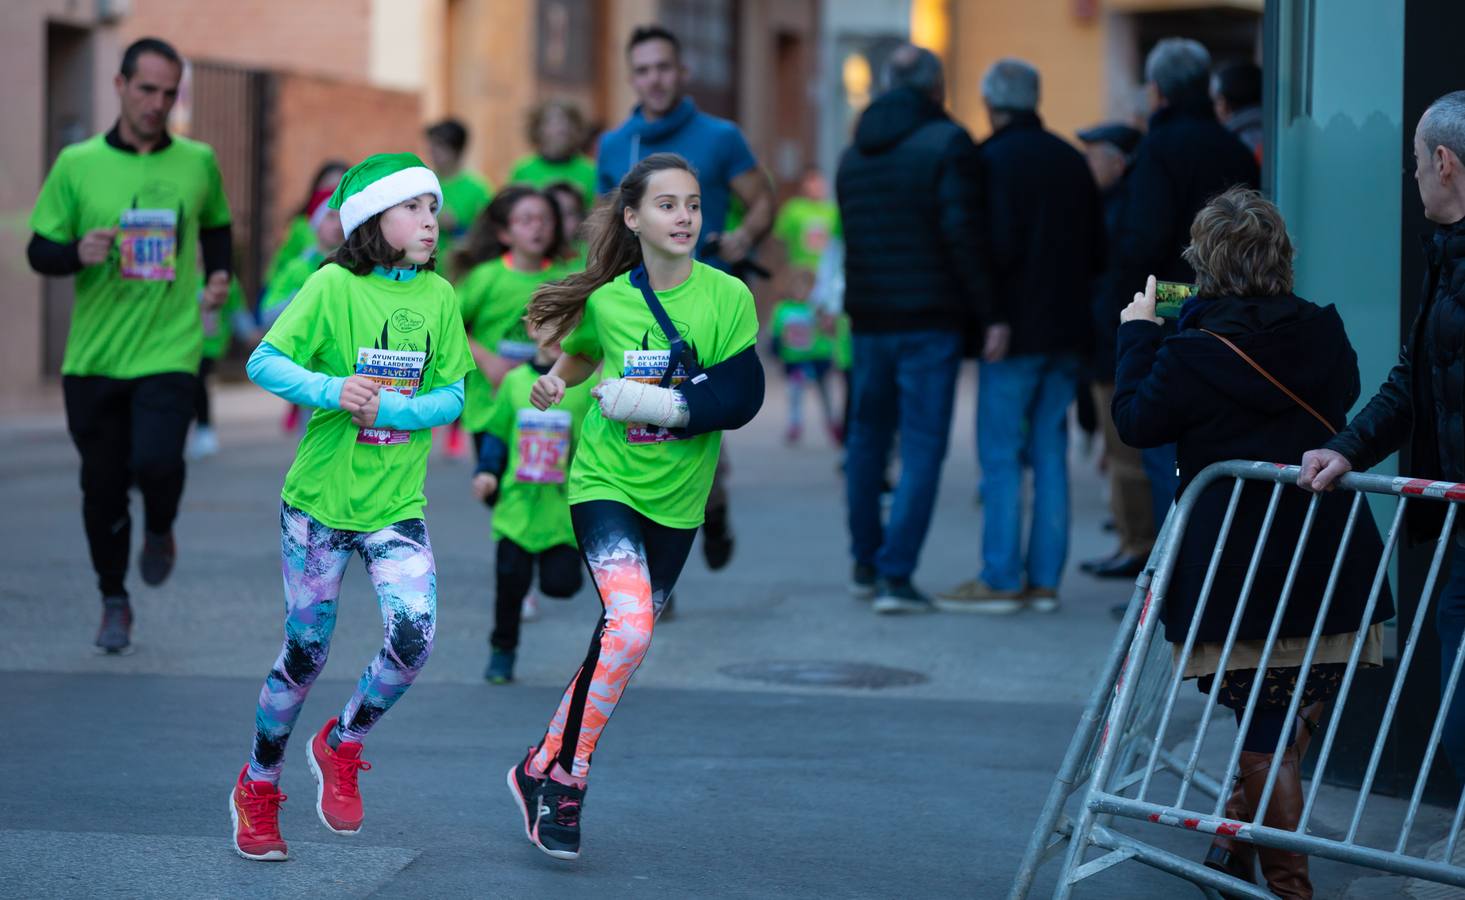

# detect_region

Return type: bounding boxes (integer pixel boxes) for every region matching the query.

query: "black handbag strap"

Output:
[629,265,695,388]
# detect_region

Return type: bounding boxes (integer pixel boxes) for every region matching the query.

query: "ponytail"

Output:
[528,153,698,343]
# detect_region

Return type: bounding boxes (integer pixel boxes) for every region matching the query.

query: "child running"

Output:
[505,153,763,860]
[229,152,473,862]
[259,193,345,433]
[472,320,596,684]
[769,269,840,445]
[454,186,566,464]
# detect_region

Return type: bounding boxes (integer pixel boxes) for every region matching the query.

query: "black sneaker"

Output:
[532,777,586,860]
[872,579,936,615]
[702,506,734,570]
[139,531,176,586]
[96,595,133,654]
[505,747,544,842]
[850,564,877,599]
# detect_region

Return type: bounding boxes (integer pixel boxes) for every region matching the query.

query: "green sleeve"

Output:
[560,301,601,362]
[715,280,760,364]
[199,147,233,228]
[262,268,332,365]
[483,375,516,442]
[433,286,477,387]
[29,151,78,242]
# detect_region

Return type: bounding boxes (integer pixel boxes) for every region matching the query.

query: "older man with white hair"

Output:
[937,58,1104,614]
[1103,37,1259,556]
[1301,90,1465,776]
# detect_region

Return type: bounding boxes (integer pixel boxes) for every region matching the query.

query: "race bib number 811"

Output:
[119,208,178,282]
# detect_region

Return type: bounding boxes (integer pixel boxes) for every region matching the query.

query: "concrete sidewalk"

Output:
[0,368,1443,897]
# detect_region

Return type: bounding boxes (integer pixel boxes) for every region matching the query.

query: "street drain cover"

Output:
[719,660,928,689]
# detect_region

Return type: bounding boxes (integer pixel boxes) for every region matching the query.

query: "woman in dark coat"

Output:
[1113,187,1392,900]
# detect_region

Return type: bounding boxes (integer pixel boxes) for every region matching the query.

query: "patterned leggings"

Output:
[530,500,697,781]
[247,502,437,783]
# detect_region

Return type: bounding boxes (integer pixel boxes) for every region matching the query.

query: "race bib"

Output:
[119,208,178,281]
[497,338,538,362]
[622,349,687,444]
[515,408,572,483]
[782,310,815,352]
[354,347,426,446]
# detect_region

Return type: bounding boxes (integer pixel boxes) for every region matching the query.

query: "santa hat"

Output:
[329,152,443,239]
[305,188,334,229]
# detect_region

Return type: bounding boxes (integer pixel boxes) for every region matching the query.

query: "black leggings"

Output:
[1200,663,1345,752]
[492,539,583,651]
[63,372,196,598]
[194,357,216,426]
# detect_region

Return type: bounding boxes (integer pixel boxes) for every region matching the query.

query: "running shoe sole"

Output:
[306,739,361,835]
[531,814,581,861]
[506,764,535,842]
[228,788,287,861]
[872,597,935,615]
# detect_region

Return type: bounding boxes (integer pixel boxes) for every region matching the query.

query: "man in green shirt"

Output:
[26,37,233,654]
[426,118,494,257]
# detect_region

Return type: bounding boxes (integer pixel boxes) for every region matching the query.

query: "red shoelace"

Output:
[239,788,287,835]
[329,753,372,797]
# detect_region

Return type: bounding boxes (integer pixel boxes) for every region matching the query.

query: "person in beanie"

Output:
[228,152,474,862]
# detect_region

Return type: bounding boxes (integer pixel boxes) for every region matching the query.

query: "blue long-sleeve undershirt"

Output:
[246,341,464,430]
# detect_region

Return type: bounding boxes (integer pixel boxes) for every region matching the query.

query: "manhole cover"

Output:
[719,660,928,689]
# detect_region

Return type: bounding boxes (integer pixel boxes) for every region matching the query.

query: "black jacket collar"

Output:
[105,121,173,155]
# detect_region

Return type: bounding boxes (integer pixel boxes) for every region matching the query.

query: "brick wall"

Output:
[120,0,372,86]
[263,72,424,273]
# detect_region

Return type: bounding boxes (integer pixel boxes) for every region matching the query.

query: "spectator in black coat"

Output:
[1077,123,1153,580]
[937,59,1104,614]
[1116,188,1391,899]
[1302,91,1465,781]
[835,44,1000,614]
[1109,37,1262,536]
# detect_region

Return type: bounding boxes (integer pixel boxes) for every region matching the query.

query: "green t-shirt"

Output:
[262,264,474,532]
[772,197,839,272]
[507,155,597,210]
[201,275,245,360]
[457,256,563,432]
[264,215,314,288]
[438,169,494,248]
[29,132,232,378]
[770,299,833,364]
[261,247,327,319]
[561,262,759,529]
[484,363,596,552]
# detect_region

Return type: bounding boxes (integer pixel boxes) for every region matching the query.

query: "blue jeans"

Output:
[845,330,962,580]
[1438,540,1465,775]
[976,354,1079,591]
[1142,444,1180,532]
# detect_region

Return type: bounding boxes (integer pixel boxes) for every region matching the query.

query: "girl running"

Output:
[472,320,596,684]
[505,153,763,860]
[454,186,565,463]
[769,268,839,445]
[229,153,473,862]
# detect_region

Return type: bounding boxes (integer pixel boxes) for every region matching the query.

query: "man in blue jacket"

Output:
[596,25,775,271]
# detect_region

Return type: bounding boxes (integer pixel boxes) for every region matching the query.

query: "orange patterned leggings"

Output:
[530,500,697,780]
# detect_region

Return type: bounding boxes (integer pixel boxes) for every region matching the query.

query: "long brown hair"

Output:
[326,212,437,276]
[527,153,698,343]
[451,185,565,276]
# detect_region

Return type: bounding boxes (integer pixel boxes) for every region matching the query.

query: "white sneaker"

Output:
[521,591,540,623]
[187,425,220,460]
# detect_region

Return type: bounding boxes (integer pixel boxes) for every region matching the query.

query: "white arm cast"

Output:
[594,378,690,428]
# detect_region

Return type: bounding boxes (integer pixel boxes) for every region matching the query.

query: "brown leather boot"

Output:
[1204,764,1260,896]
[1239,747,1313,899]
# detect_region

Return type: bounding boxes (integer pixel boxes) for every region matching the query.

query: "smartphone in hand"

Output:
[1155,280,1197,319]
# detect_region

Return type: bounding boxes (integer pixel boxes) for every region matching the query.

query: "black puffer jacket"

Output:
[1326,219,1465,541]
[1104,100,1260,343]
[979,112,1104,357]
[836,87,995,334]
[1114,295,1392,644]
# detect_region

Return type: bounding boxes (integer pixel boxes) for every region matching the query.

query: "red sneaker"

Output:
[230,766,288,861]
[445,422,467,458]
[306,718,371,834]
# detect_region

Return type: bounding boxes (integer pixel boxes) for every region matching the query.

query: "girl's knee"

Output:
[388,612,435,672]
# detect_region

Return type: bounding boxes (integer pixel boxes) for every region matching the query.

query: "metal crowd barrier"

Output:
[1011,460,1465,898]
